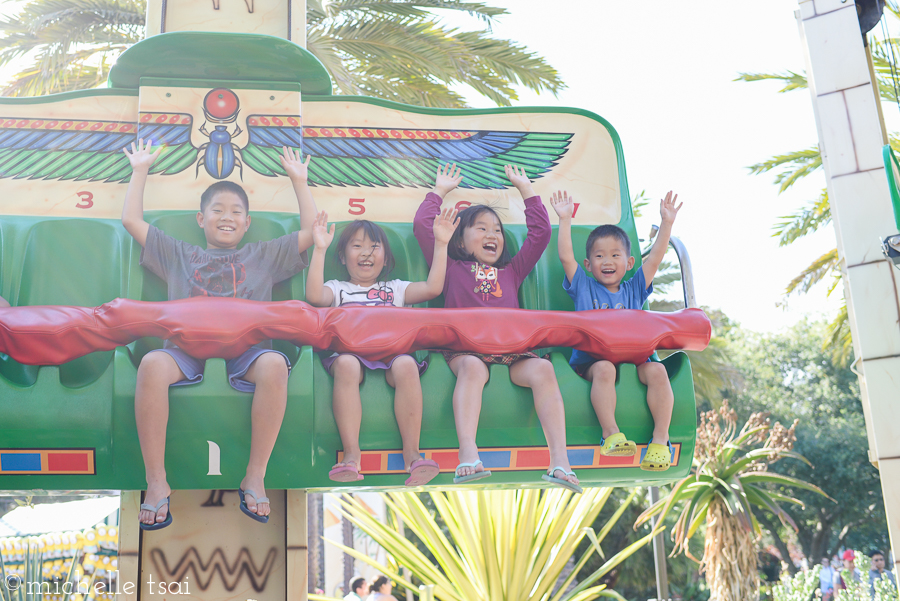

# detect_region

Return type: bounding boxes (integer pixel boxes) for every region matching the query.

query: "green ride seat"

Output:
[3,219,124,388]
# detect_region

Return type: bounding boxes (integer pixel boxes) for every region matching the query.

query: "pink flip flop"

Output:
[329,462,364,483]
[405,458,440,486]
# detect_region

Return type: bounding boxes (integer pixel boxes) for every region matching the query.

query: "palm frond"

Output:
[747,146,822,193]
[772,189,831,245]
[784,248,840,296]
[826,301,854,367]
[734,70,808,93]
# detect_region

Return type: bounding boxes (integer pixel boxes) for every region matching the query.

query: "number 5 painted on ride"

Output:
[349,198,365,215]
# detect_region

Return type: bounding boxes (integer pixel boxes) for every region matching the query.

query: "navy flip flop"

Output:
[139,496,173,531]
[238,488,270,524]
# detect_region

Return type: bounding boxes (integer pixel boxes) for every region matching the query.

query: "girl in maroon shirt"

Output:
[414,163,581,492]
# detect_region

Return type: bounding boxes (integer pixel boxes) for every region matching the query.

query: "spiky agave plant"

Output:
[635,401,827,601]
[328,487,661,601]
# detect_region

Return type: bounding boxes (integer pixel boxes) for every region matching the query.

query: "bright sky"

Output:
[0,0,861,332]
[440,0,847,332]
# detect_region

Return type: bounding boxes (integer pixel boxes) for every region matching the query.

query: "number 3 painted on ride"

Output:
[455,201,471,211]
[349,198,365,215]
[75,191,94,209]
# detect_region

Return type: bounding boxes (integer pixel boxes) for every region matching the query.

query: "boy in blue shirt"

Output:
[552,191,682,471]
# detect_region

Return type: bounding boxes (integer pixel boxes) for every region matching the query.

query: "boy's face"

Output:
[342,230,386,286]
[585,235,635,291]
[197,191,250,250]
[462,211,504,265]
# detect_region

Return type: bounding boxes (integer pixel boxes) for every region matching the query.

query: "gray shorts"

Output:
[149,346,291,393]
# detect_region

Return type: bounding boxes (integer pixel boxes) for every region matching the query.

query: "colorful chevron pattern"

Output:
[338,443,681,475]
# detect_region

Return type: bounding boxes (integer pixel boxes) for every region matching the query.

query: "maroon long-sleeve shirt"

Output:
[413,192,551,308]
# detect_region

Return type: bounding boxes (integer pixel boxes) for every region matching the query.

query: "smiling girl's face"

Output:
[461,210,504,265]
[341,230,386,287]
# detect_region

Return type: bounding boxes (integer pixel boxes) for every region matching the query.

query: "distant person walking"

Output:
[366,576,399,601]
[820,556,836,600]
[869,550,896,597]
[344,577,370,601]
[838,549,863,590]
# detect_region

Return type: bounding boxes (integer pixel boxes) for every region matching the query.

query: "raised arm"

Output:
[406,208,459,304]
[641,191,682,288]
[122,139,161,247]
[550,191,579,283]
[280,147,317,253]
[304,211,336,307]
[414,163,462,266]
[505,165,551,280]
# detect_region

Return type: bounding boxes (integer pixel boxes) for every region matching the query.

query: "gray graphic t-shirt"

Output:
[140,225,309,349]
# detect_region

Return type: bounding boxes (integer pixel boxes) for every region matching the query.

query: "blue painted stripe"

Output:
[567,448,595,467]
[1,453,41,471]
[479,451,511,469]
[386,453,406,471]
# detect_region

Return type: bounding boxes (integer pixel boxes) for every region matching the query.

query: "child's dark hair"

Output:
[586,224,631,257]
[200,181,249,212]
[336,220,395,278]
[351,578,367,593]
[372,576,391,591]
[448,205,513,268]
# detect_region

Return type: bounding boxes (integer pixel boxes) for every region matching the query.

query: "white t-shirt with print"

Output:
[324,279,411,308]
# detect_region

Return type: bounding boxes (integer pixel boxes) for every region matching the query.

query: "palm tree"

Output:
[0,0,564,107]
[635,402,827,601]
[327,488,660,601]
[735,10,900,365]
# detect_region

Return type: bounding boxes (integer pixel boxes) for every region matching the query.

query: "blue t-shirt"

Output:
[563,266,653,366]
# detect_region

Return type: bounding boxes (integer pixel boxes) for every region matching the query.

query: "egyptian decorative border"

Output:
[339,443,682,474]
[0,449,96,475]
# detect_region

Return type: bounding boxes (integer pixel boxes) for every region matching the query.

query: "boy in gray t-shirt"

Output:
[122,139,316,530]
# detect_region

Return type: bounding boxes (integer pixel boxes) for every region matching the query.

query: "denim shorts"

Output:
[148,346,291,393]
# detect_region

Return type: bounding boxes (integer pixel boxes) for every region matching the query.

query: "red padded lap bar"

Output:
[0,298,711,365]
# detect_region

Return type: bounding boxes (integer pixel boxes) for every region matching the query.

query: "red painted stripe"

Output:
[516,449,550,468]
[429,451,458,471]
[360,454,381,472]
[47,452,89,472]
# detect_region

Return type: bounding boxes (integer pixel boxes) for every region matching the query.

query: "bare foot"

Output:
[239,476,269,517]
[140,482,171,526]
[456,445,485,478]
[549,467,580,487]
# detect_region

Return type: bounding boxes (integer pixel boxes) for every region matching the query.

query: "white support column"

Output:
[796,0,900,566]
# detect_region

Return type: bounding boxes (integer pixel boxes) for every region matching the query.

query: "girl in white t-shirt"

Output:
[306,211,458,485]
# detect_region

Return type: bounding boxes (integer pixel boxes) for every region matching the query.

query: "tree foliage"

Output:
[0,0,564,107]
[725,320,888,564]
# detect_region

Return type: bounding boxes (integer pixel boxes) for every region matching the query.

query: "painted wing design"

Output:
[0,114,193,183]
[243,121,572,189]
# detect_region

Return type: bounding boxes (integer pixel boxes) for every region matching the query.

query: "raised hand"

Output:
[504,164,531,189]
[123,138,162,173]
[433,207,460,245]
[659,191,682,224]
[312,211,335,250]
[280,146,311,183]
[433,163,463,197]
[550,190,575,219]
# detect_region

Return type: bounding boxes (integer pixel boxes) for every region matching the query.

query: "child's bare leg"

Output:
[330,355,365,470]
[239,352,290,518]
[509,358,578,487]
[135,352,186,526]
[448,355,490,477]
[586,360,619,438]
[637,362,673,445]
[385,355,424,470]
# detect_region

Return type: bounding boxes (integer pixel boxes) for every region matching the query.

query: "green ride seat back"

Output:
[14,220,123,387]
